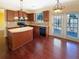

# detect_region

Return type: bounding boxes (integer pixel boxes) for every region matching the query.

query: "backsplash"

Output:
[7,21,19,28]
[26,21,48,25]
[7,21,49,28]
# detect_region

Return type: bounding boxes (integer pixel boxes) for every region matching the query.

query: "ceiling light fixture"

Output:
[14,0,28,20]
[54,0,64,13]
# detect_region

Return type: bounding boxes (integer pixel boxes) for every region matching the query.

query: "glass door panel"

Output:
[53,15,62,35]
[66,14,78,38]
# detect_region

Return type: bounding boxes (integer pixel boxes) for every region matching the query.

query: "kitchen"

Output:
[0,0,79,59]
[6,9,49,50]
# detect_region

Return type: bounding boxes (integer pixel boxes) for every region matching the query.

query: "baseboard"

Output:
[49,35,79,44]
[0,30,7,37]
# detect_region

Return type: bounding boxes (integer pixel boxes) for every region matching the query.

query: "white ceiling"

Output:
[0,0,78,10]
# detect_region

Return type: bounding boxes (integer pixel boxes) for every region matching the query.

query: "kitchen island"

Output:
[7,27,33,50]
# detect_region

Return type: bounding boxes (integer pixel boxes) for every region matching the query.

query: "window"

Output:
[36,12,43,22]
[67,14,78,38]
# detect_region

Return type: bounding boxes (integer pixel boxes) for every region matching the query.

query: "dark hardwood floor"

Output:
[0,36,79,59]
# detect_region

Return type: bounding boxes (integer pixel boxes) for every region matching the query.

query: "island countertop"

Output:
[8,26,33,33]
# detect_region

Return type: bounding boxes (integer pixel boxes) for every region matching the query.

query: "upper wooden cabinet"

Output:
[6,10,15,21]
[6,10,28,21]
[27,13,34,21]
[14,11,19,19]
[18,11,28,19]
[43,11,49,21]
[23,12,27,18]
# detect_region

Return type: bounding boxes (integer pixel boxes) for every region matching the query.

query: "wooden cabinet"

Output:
[33,26,39,37]
[6,10,15,21]
[6,10,28,21]
[7,27,33,50]
[43,11,49,21]
[18,11,27,17]
[6,10,34,21]
[18,11,28,20]
[33,26,49,38]
[27,13,34,21]
[14,11,19,20]
[23,12,27,18]
[14,11,18,17]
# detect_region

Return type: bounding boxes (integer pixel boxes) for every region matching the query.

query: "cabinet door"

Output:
[33,26,39,37]
[23,12,27,17]
[27,13,34,21]
[6,10,15,21]
[43,11,49,21]
[18,11,23,17]
[22,12,28,20]
[14,11,19,21]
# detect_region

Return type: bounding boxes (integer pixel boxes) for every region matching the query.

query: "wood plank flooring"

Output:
[0,36,79,59]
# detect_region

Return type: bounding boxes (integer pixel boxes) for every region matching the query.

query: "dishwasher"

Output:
[39,27,46,37]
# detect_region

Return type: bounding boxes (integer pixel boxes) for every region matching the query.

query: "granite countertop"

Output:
[8,26,33,33]
[26,23,48,27]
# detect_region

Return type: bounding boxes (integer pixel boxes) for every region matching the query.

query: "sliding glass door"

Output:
[53,15,62,36]
[52,13,79,40]
[66,13,78,38]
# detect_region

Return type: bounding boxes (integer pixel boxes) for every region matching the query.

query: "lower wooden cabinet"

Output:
[33,26,39,37]
[7,29,33,50]
[33,26,49,38]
